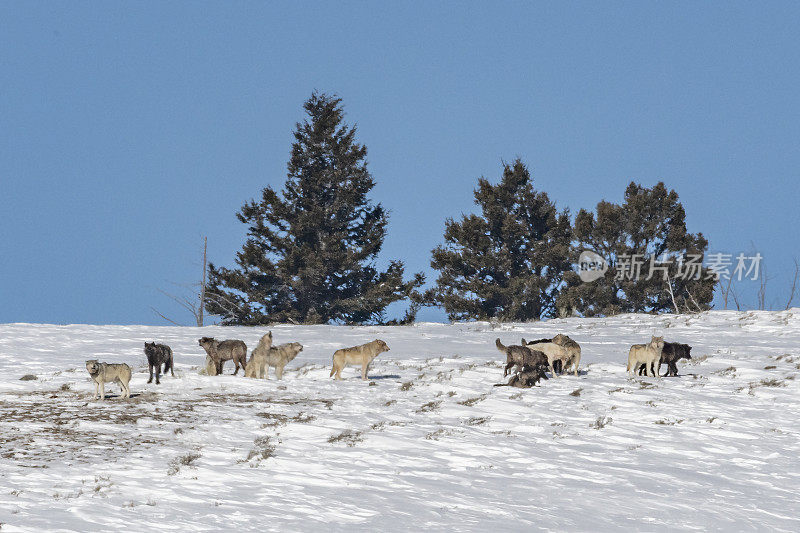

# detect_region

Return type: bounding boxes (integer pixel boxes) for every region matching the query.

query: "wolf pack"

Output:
[84,331,691,400]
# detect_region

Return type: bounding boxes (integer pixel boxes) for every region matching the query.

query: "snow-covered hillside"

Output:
[1,310,799,531]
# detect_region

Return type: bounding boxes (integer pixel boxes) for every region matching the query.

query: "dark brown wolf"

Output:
[199,337,248,376]
[494,365,546,388]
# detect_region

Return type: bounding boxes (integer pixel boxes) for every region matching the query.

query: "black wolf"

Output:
[144,342,174,384]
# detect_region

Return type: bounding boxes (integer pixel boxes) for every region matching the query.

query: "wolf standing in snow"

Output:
[198,337,248,376]
[245,332,273,379]
[265,342,303,380]
[639,341,692,377]
[330,340,390,380]
[496,339,549,378]
[627,336,665,377]
[85,360,132,400]
[144,342,174,384]
[523,334,582,376]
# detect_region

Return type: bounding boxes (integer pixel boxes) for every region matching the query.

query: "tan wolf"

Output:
[551,334,581,375]
[245,332,273,379]
[85,360,132,400]
[627,336,665,377]
[523,335,582,376]
[265,342,303,380]
[330,339,390,380]
[521,339,570,378]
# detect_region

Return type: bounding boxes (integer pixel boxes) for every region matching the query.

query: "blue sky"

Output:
[1,2,798,325]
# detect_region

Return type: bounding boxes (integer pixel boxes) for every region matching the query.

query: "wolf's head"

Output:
[682,344,692,360]
[198,337,215,348]
[85,360,100,375]
[650,336,665,350]
[374,339,390,353]
[285,342,303,362]
[258,332,273,349]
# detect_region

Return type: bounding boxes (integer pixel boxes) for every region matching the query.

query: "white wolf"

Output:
[627,336,665,377]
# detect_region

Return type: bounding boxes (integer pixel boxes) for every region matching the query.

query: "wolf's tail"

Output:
[495,338,507,353]
[329,354,337,377]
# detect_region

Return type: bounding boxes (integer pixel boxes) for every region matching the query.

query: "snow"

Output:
[1,310,799,531]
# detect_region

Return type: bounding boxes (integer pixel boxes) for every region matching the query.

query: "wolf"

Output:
[198,337,248,376]
[551,334,582,375]
[330,339,390,380]
[265,342,303,380]
[144,342,174,384]
[627,336,665,377]
[641,342,691,377]
[496,339,549,378]
[494,365,546,388]
[86,360,131,400]
[523,334,582,376]
[521,339,569,378]
[245,332,273,379]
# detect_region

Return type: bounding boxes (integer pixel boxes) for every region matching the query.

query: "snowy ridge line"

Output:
[0,309,799,531]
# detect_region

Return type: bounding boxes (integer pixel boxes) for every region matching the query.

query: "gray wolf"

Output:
[85,360,131,400]
[496,339,549,379]
[198,337,248,375]
[144,342,174,384]
[245,332,273,379]
[638,342,691,376]
[494,365,546,388]
[330,340,389,380]
[627,336,665,377]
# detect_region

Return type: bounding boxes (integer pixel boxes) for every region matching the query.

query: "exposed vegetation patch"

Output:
[590,416,612,429]
[327,430,363,447]
[417,400,442,413]
[168,452,202,475]
[457,394,487,406]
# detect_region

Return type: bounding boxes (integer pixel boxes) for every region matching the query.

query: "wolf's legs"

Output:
[361,362,369,380]
[504,361,514,377]
[276,365,284,380]
[93,381,99,400]
[155,364,161,385]
[170,354,175,377]
[147,364,154,384]
[99,382,105,400]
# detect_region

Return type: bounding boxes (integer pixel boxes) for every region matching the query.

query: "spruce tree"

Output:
[561,181,714,316]
[205,92,424,325]
[427,160,572,321]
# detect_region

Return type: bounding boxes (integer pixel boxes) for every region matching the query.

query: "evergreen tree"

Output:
[427,160,572,321]
[205,92,424,325]
[561,181,714,316]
